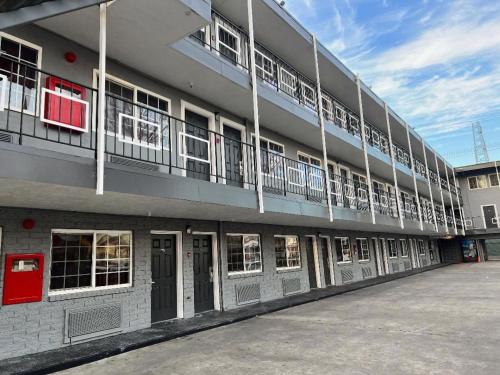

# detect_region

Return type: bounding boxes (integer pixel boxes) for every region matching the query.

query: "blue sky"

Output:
[284,0,500,166]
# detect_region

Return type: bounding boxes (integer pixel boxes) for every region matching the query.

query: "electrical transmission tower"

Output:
[472,121,489,163]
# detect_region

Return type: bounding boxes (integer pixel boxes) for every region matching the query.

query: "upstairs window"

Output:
[0,33,41,114]
[489,174,499,187]
[226,234,262,274]
[275,235,301,270]
[216,23,240,65]
[255,48,275,83]
[468,175,488,190]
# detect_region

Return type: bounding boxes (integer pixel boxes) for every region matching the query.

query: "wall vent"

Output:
[392,263,400,273]
[282,278,301,296]
[0,132,13,143]
[109,155,159,172]
[65,304,122,343]
[362,266,373,279]
[235,283,261,305]
[404,261,412,270]
[341,269,354,283]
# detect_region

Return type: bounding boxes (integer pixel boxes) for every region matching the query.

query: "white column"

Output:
[96,3,107,195]
[405,123,423,231]
[247,0,265,213]
[495,161,500,192]
[435,155,449,234]
[384,103,404,229]
[356,76,376,224]
[421,138,438,232]
[452,169,465,236]
[444,165,458,234]
[312,35,333,222]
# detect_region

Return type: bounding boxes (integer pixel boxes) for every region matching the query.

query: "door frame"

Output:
[192,231,221,311]
[372,237,383,276]
[150,230,184,319]
[481,204,498,228]
[220,116,248,189]
[180,100,217,181]
[319,235,335,286]
[379,237,389,274]
[305,235,322,289]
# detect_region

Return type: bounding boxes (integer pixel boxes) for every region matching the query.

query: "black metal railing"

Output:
[372,189,399,217]
[329,175,370,212]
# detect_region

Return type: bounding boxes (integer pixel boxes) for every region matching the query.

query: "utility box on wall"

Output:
[2,253,44,305]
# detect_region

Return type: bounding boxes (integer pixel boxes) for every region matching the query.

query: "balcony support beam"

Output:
[452,169,465,236]
[312,35,333,222]
[421,138,438,232]
[405,123,423,231]
[356,77,376,225]
[247,0,265,213]
[445,165,458,235]
[384,103,404,229]
[96,3,107,195]
[435,155,449,234]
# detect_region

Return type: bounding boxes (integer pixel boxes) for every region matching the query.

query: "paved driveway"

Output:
[58,263,500,375]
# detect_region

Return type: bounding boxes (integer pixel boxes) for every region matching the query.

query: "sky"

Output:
[283,0,500,166]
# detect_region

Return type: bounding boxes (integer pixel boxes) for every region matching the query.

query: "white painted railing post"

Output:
[452,169,465,236]
[445,165,458,235]
[247,0,264,213]
[356,76,376,225]
[312,35,333,222]
[384,103,404,229]
[421,138,438,232]
[405,123,423,231]
[435,155,449,234]
[96,3,107,195]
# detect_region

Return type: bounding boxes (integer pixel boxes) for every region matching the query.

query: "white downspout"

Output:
[96,3,107,195]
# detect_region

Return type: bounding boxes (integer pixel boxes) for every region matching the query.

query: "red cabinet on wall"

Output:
[43,76,88,132]
[2,253,44,305]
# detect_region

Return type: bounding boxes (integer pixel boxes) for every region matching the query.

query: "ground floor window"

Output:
[388,239,398,258]
[226,234,262,274]
[275,235,301,269]
[356,238,370,261]
[335,237,352,263]
[418,240,426,255]
[50,230,132,293]
[400,239,409,257]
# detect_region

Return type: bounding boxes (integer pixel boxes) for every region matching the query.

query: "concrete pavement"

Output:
[57,262,500,375]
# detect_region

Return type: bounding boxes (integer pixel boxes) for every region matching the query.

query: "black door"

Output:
[223,125,243,187]
[193,235,214,313]
[151,235,177,323]
[185,110,210,181]
[306,237,317,289]
[483,205,498,229]
[320,237,332,286]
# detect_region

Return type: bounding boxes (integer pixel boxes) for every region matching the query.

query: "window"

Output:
[99,75,170,149]
[334,237,352,263]
[489,174,499,187]
[191,27,207,45]
[400,239,409,257]
[352,173,368,201]
[275,235,301,269]
[300,81,316,108]
[335,105,347,129]
[322,95,334,121]
[216,23,240,64]
[468,175,488,190]
[226,234,262,274]
[279,66,297,98]
[50,231,132,293]
[255,136,285,176]
[298,152,323,191]
[255,48,274,82]
[418,240,425,255]
[387,239,398,258]
[357,238,370,261]
[0,33,41,114]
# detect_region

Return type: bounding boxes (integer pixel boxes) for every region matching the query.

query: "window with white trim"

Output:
[300,81,316,108]
[226,234,262,274]
[400,239,409,257]
[0,34,41,114]
[216,23,240,64]
[357,238,370,261]
[468,175,488,190]
[275,235,301,269]
[335,237,352,262]
[255,48,274,83]
[418,240,426,255]
[489,174,499,187]
[254,136,285,177]
[352,173,368,201]
[279,66,297,98]
[322,95,334,121]
[298,152,323,191]
[50,231,132,292]
[387,239,398,258]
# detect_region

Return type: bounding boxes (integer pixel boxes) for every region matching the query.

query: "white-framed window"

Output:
[94,72,171,150]
[255,48,274,82]
[226,234,262,274]
[322,94,334,121]
[279,66,297,98]
[418,240,426,255]
[468,175,488,189]
[335,104,347,129]
[489,174,499,187]
[49,230,132,294]
[352,173,368,201]
[300,81,316,108]
[357,238,370,261]
[387,239,398,258]
[254,135,285,177]
[334,237,352,263]
[380,135,389,154]
[215,22,241,64]
[400,239,409,257]
[0,32,42,114]
[298,152,323,191]
[348,114,360,136]
[275,235,301,270]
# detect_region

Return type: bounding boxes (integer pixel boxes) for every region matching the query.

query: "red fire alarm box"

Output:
[3,253,44,305]
[43,76,88,132]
